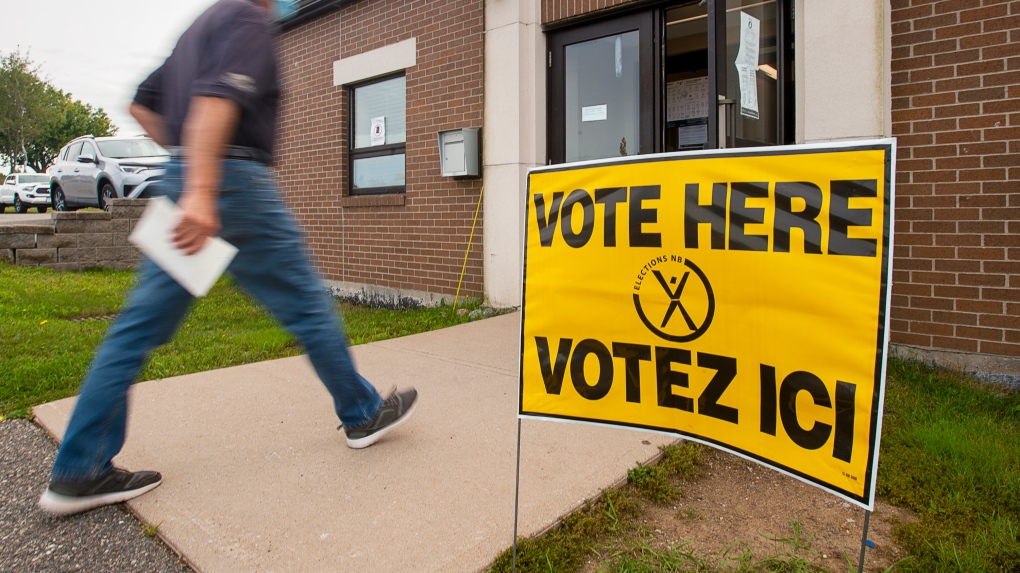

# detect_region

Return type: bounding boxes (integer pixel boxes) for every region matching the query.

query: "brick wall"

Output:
[891,0,1020,359]
[0,199,146,271]
[276,0,485,303]
[542,0,640,24]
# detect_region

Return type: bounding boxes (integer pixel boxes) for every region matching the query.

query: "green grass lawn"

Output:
[0,262,477,418]
[486,361,1020,573]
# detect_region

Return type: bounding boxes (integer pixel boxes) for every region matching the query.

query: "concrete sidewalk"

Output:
[34,312,674,573]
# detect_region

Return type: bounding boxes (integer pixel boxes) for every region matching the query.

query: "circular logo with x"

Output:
[633,256,715,342]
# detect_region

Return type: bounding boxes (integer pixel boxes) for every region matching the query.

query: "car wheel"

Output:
[0,202,6,213]
[53,188,69,212]
[14,195,28,214]
[37,206,48,213]
[99,182,116,211]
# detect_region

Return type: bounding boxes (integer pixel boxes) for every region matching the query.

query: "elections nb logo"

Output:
[633,255,715,342]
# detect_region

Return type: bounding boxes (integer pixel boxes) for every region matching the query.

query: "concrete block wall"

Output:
[0,199,146,271]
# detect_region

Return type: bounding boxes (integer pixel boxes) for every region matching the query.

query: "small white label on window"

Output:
[581,105,608,122]
[370,117,386,146]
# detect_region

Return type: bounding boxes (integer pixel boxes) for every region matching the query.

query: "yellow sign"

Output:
[519,140,894,509]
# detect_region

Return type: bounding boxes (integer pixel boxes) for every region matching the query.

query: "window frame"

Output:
[347,73,407,196]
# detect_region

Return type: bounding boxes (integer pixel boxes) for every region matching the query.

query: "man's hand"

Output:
[173,96,241,255]
[173,189,221,255]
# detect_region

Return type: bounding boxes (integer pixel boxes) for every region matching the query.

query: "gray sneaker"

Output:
[343,387,418,449]
[39,468,162,516]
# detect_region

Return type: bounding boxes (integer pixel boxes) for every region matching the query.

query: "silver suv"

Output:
[49,135,170,211]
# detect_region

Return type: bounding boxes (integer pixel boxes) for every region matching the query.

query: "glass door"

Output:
[718,0,794,147]
[547,1,793,163]
[548,11,657,164]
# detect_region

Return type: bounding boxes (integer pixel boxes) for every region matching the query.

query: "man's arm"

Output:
[172,96,241,255]
[128,103,170,147]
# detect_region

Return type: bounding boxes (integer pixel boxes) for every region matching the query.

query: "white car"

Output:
[0,173,51,213]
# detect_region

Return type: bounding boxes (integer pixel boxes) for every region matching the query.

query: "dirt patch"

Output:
[584,448,916,572]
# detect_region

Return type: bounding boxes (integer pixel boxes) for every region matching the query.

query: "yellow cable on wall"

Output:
[454,186,483,311]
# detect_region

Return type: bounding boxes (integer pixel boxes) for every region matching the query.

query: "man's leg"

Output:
[217,163,416,446]
[40,260,194,515]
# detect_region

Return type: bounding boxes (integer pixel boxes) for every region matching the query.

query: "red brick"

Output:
[958,86,1007,103]
[958,269,1007,283]
[892,331,933,346]
[933,310,979,325]
[933,0,981,15]
[956,325,1004,341]
[959,194,1007,207]
[959,31,1010,49]
[913,92,959,107]
[983,70,1020,87]
[935,76,983,92]
[892,4,935,21]
[893,30,935,48]
[932,336,980,352]
[978,314,1020,328]
[911,66,957,82]
[983,287,1020,302]
[916,13,961,31]
[935,49,981,65]
[959,115,1008,129]
[934,233,981,246]
[961,4,1009,22]
[957,59,1007,77]
[894,55,936,72]
[915,38,960,55]
[959,221,1006,234]
[892,306,933,322]
[983,14,1020,32]
[957,299,1003,313]
[935,285,982,299]
[934,258,981,272]
[978,341,1020,357]
[935,156,981,169]
[910,320,955,336]
[985,233,1020,247]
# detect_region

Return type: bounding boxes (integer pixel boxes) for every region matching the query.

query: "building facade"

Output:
[277,0,1018,377]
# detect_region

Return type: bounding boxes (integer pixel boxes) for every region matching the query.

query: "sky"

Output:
[1,0,219,138]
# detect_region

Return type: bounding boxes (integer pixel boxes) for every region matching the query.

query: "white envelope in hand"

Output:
[128,196,238,297]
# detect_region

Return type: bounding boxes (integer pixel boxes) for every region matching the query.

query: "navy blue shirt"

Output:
[134,0,279,158]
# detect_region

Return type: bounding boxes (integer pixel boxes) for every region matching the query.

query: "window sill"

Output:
[340,194,406,208]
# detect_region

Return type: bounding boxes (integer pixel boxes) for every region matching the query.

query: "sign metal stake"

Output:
[512,418,523,573]
[857,509,872,573]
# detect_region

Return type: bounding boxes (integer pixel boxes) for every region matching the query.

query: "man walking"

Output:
[39,0,417,516]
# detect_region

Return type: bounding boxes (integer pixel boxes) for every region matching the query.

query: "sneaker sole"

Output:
[38,479,162,516]
[346,396,419,449]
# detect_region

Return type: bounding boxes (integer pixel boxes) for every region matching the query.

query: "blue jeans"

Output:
[51,160,383,482]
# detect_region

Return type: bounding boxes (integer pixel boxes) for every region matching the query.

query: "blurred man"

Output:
[39,0,417,516]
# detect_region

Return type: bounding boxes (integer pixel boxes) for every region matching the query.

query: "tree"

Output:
[0,50,48,171]
[0,49,116,174]
[23,87,116,173]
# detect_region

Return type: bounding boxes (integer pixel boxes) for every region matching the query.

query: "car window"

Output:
[4,176,14,185]
[80,142,97,161]
[66,142,84,161]
[96,139,170,159]
[18,175,49,184]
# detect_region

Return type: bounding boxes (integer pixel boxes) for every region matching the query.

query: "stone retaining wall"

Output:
[0,199,147,271]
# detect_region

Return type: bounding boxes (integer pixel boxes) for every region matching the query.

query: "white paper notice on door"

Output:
[581,104,608,122]
[735,11,760,120]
